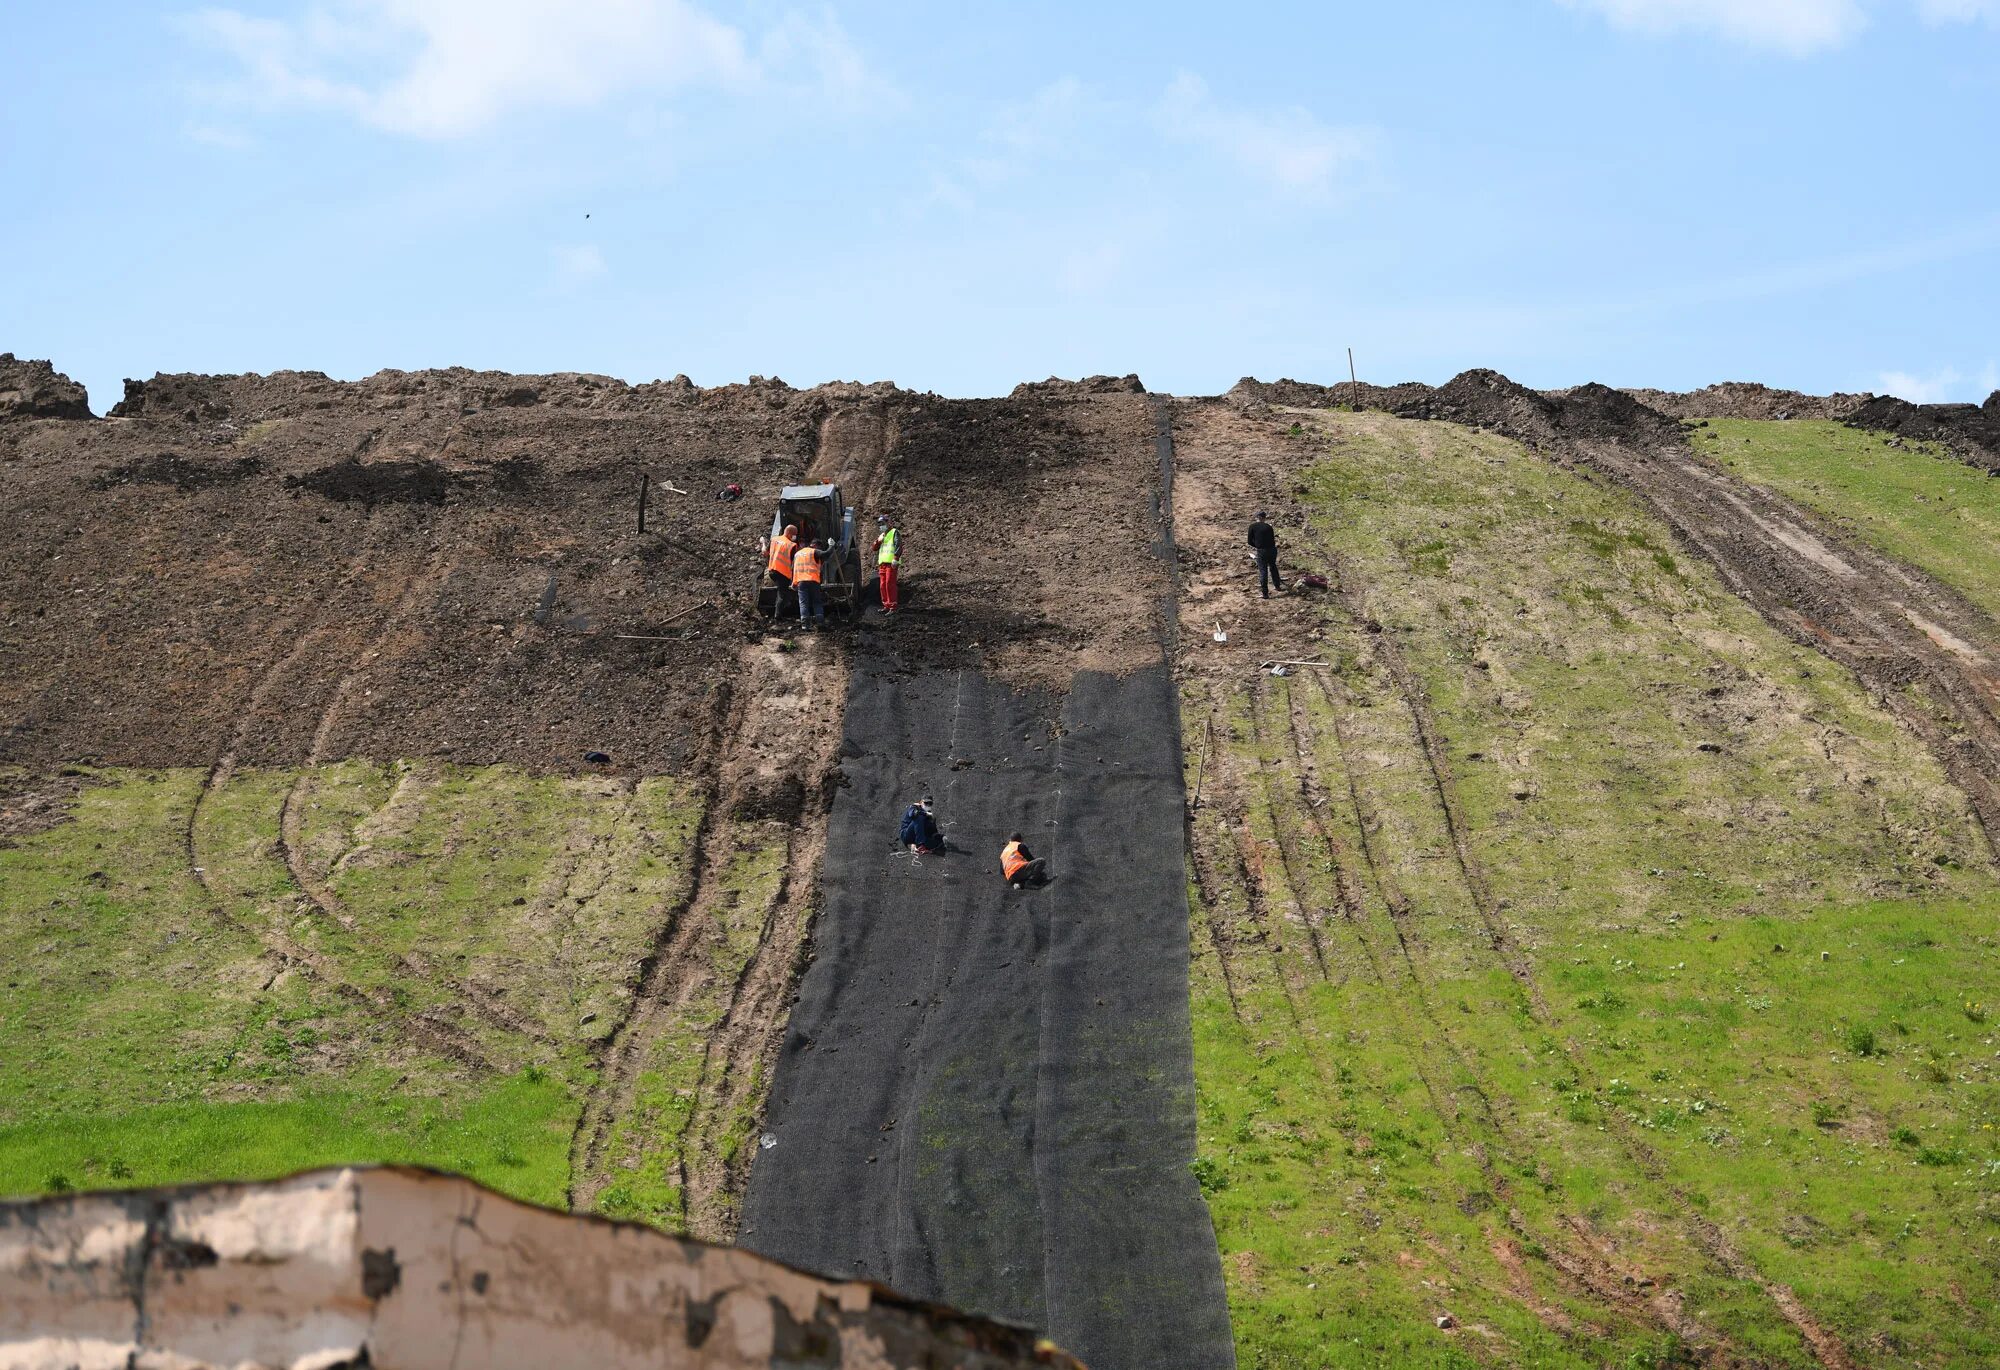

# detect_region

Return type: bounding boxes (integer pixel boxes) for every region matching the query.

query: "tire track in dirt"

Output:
[569,401,894,1236]
[182,527,495,1071]
[267,548,549,1051]
[1581,440,2000,865]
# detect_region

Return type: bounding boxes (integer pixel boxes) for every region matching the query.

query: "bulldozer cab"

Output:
[759,484,863,617]
[770,485,849,556]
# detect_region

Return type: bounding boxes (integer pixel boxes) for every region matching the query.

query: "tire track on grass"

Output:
[183,527,493,1070]
[1195,672,1703,1353]
[1330,554,1852,1369]
[268,548,548,1052]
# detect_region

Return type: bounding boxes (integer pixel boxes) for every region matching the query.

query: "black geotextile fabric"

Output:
[739,662,1234,1370]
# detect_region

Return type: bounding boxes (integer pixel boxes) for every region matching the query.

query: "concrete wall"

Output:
[0,1167,1081,1370]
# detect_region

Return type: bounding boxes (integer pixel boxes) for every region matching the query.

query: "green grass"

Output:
[1186,411,2000,1368]
[1695,418,2000,623]
[592,838,785,1232]
[0,1071,576,1207]
[0,763,702,1213]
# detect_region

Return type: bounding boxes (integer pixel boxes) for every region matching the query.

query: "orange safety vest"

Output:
[767,534,796,577]
[792,546,822,584]
[1001,840,1030,880]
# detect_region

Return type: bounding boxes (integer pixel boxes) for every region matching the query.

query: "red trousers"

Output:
[878,563,899,611]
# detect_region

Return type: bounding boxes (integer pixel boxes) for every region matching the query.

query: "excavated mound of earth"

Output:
[1621,381,1873,422]
[0,354,91,421]
[1388,368,1686,451]
[1844,391,2000,471]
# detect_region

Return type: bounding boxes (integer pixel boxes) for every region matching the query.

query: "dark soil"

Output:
[1844,392,2000,472]
[1227,376,1433,412]
[861,391,1171,690]
[0,355,92,421]
[1622,382,1871,422]
[1009,374,1148,398]
[1389,369,1686,451]
[2,366,1179,778]
[95,453,265,493]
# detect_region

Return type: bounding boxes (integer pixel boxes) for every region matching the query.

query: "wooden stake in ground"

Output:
[1347,348,1359,408]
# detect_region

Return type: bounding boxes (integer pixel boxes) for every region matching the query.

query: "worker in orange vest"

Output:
[792,538,826,629]
[1000,832,1048,888]
[764,523,798,619]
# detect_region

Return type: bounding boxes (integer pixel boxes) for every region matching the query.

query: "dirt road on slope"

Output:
[1576,440,2000,858]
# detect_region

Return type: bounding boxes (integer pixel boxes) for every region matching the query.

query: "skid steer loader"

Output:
[756,484,864,617]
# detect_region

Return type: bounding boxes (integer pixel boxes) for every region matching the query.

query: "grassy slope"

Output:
[1187,412,2000,1368]
[1695,418,2000,622]
[0,763,700,1211]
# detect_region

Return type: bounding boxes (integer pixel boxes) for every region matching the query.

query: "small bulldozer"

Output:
[756,483,864,617]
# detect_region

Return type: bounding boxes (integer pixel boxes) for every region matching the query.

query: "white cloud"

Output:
[1878,363,2000,403]
[1557,0,1868,54]
[551,242,607,285]
[183,0,879,138]
[1155,73,1377,199]
[1916,0,2000,23]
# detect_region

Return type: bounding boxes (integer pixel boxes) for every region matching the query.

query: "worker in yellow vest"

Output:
[1000,832,1048,888]
[874,513,902,614]
[792,539,826,629]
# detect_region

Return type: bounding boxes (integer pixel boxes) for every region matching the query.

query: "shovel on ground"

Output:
[1212,619,1228,644]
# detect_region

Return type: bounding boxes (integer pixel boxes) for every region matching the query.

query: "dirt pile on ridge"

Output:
[1009,373,1147,398]
[1392,369,1685,451]
[0,354,91,420]
[1622,382,1871,422]
[1844,392,2000,472]
[1226,376,1432,411]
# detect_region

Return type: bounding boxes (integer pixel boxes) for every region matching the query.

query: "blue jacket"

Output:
[900,804,940,848]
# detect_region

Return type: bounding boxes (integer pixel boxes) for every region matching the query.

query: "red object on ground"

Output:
[878,563,900,612]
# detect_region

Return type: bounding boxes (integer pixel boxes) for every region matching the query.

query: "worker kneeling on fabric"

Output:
[899,796,943,853]
[1000,833,1048,888]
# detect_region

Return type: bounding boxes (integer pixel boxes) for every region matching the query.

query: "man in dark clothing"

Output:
[899,796,943,853]
[1248,511,1284,598]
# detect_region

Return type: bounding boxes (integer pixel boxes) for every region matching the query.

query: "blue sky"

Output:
[4,1,1997,408]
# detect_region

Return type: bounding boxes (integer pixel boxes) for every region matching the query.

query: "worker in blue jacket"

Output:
[899,796,944,853]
